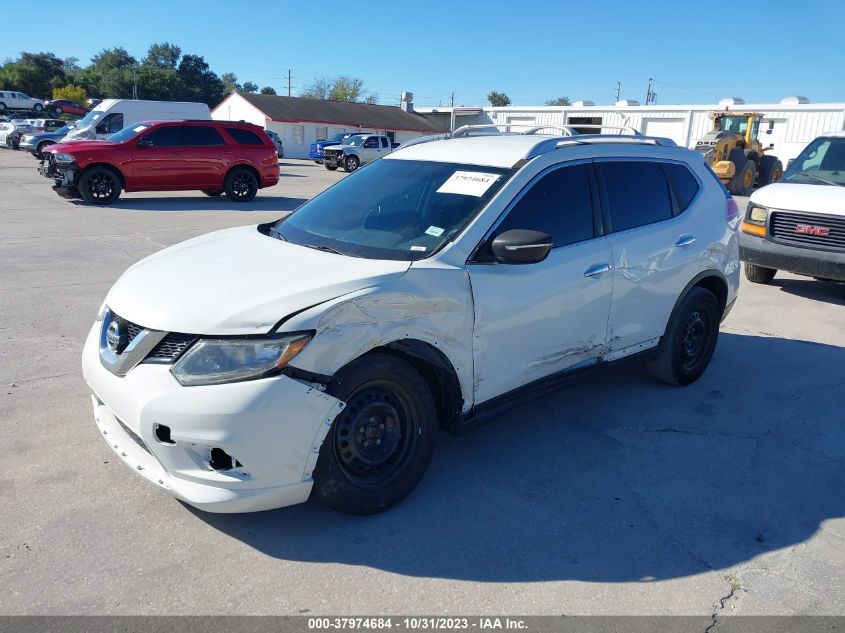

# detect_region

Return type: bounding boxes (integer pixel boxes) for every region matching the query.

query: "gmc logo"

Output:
[795,224,831,237]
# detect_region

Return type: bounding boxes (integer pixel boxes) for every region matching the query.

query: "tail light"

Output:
[725,197,741,229]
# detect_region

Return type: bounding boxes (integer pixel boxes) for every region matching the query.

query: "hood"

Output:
[23,130,65,141]
[105,225,411,335]
[322,144,349,151]
[751,182,845,217]
[47,140,116,153]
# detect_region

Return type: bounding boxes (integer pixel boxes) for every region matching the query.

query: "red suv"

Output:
[39,120,280,204]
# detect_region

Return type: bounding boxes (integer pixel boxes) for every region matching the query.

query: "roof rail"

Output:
[524,134,677,159]
[395,133,449,151]
[451,123,644,137]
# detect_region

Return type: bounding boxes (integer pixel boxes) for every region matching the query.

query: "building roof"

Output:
[226,92,441,133]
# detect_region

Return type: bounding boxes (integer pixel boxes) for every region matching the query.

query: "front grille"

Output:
[148,333,197,361]
[770,211,845,252]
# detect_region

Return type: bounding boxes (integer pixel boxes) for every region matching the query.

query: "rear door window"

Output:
[599,161,673,232]
[494,163,596,248]
[225,128,264,145]
[181,126,226,146]
[663,162,700,213]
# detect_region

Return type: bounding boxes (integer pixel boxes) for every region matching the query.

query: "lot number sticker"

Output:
[437,171,501,197]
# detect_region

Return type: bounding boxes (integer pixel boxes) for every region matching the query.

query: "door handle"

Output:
[675,234,696,248]
[584,263,612,277]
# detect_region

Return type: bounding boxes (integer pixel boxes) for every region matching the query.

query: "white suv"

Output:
[81,126,740,515]
[0,90,45,112]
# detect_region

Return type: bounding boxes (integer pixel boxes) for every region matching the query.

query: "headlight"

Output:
[171,334,311,386]
[53,153,74,162]
[747,204,768,224]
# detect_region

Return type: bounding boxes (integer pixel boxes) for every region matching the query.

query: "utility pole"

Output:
[645,78,656,105]
[615,81,620,103]
[450,92,455,108]
[287,69,292,97]
[132,65,138,100]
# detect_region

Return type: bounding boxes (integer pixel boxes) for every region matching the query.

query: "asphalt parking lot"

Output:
[1,148,843,617]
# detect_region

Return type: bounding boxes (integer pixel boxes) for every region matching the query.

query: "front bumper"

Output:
[740,233,845,281]
[82,322,345,513]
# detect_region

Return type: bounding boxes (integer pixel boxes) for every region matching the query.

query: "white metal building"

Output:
[212,91,440,159]
[417,97,845,164]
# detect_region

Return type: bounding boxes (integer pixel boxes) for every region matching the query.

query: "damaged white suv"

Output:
[82,126,740,515]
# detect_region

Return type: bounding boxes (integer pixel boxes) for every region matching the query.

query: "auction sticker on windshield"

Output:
[437,171,501,197]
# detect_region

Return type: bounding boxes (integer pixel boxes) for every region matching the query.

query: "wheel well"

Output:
[692,274,728,315]
[366,340,464,429]
[226,163,260,184]
[81,163,125,188]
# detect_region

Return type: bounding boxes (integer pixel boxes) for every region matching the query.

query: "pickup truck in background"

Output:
[322,134,399,172]
[309,132,370,163]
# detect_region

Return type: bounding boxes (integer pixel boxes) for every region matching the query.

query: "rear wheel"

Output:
[729,157,756,196]
[744,263,777,284]
[224,167,258,202]
[344,155,360,172]
[52,106,64,115]
[78,167,122,205]
[201,189,223,197]
[757,155,783,187]
[647,287,720,386]
[313,353,438,515]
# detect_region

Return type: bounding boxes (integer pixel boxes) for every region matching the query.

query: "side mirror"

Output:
[490,229,553,265]
[137,137,153,148]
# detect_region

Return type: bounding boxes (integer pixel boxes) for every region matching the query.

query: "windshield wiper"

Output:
[303,244,343,255]
[795,171,843,187]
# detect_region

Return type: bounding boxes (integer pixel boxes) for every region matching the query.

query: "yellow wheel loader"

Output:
[694,112,783,196]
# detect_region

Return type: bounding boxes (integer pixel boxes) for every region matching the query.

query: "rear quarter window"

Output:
[225,128,265,145]
[663,162,701,213]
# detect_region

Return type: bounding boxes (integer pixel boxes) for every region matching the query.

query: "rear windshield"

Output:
[274,159,512,261]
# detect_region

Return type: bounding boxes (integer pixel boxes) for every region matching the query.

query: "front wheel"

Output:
[744,263,777,284]
[33,103,43,112]
[224,168,258,202]
[729,158,756,196]
[757,156,783,187]
[344,155,360,172]
[34,141,54,159]
[313,353,438,515]
[647,287,720,386]
[324,163,337,171]
[78,167,122,205]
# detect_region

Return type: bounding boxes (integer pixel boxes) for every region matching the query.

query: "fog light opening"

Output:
[153,423,176,445]
[209,447,242,471]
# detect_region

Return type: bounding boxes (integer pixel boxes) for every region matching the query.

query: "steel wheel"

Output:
[679,310,709,374]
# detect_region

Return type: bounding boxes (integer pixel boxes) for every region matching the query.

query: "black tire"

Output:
[313,353,438,515]
[33,103,43,112]
[729,156,756,196]
[34,141,54,159]
[647,287,720,386]
[0,103,6,112]
[744,263,777,284]
[201,189,223,197]
[344,155,360,172]
[223,167,258,202]
[324,163,337,171]
[52,106,63,115]
[757,155,783,187]
[78,166,122,205]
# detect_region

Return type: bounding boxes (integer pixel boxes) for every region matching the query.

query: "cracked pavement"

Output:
[1,149,843,615]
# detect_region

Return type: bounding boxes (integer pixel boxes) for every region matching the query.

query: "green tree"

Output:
[242,81,258,93]
[545,96,571,106]
[52,84,89,106]
[90,47,137,98]
[221,72,240,94]
[144,42,181,69]
[176,54,225,106]
[487,91,511,107]
[300,77,331,99]
[260,86,276,95]
[329,75,364,102]
[0,52,67,97]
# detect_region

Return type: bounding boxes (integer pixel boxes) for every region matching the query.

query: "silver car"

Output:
[266,129,284,158]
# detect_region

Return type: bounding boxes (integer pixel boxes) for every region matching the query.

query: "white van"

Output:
[62,99,211,141]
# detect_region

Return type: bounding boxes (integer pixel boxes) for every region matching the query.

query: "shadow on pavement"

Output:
[72,195,308,213]
[196,332,845,582]
[770,277,845,305]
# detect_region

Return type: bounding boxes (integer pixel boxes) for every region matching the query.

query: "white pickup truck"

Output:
[322,134,399,172]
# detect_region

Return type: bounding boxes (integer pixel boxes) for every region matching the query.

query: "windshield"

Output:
[107,123,151,143]
[328,133,348,142]
[275,159,512,261]
[75,109,103,128]
[344,135,367,146]
[782,137,845,186]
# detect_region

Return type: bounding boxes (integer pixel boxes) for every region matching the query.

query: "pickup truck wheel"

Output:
[324,163,337,171]
[647,287,720,386]
[744,263,777,284]
[201,189,223,197]
[79,167,122,205]
[224,168,258,202]
[344,155,360,172]
[313,353,437,515]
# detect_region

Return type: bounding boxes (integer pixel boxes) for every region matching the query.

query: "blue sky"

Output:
[6,0,844,106]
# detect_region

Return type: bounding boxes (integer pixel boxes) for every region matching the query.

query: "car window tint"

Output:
[663,162,700,213]
[364,137,379,148]
[146,126,182,147]
[601,161,673,232]
[181,126,225,146]
[105,113,124,133]
[225,128,263,145]
[496,164,595,248]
